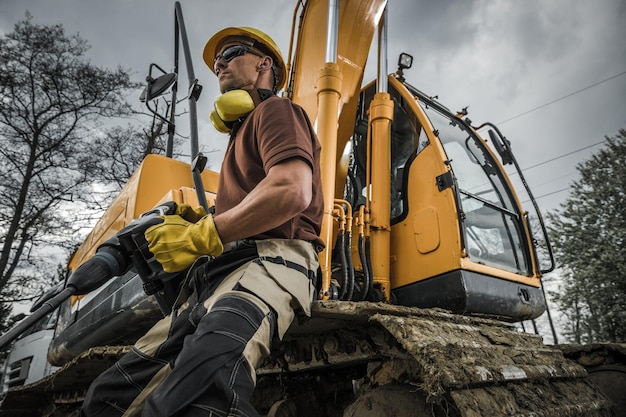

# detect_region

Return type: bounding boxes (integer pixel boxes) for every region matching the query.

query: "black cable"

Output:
[495,71,626,126]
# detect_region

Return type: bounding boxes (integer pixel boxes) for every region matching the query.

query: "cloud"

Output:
[1,0,625,212]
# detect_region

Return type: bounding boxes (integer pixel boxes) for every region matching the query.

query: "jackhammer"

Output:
[0,202,181,350]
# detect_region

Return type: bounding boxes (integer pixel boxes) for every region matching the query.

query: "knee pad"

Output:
[203,292,274,341]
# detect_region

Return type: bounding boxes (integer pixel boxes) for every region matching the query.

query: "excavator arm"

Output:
[288,0,388,166]
[288,0,386,123]
[287,0,389,297]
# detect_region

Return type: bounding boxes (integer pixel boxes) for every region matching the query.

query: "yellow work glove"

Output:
[175,204,208,223]
[145,214,224,273]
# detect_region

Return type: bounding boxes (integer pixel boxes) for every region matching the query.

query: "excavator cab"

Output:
[343,76,547,321]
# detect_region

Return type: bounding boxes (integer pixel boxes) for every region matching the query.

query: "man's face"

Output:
[214,43,264,93]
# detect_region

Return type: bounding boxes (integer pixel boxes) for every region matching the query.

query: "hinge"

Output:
[436,171,454,191]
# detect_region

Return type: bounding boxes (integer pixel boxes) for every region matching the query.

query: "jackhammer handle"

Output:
[0,287,75,351]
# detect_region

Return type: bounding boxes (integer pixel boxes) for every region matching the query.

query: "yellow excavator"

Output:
[1,1,624,416]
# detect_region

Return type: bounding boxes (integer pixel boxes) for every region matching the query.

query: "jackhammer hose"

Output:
[0,243,129,350]
[0,287,75,350]
[0,204,177,351]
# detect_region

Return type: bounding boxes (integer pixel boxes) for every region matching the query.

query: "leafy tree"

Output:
[0,14,141,309]
[548,129,626,343]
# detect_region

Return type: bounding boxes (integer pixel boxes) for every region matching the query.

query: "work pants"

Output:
[80,239,318,417]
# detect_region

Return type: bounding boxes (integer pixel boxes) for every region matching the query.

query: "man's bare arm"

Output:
[213,157,313,243]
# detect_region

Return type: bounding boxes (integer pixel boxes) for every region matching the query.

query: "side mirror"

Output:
[140,63,177,103]
[488,129,513,165]
[142,73,177,102]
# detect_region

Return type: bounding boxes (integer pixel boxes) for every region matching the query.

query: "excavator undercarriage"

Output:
[0,302,617,416]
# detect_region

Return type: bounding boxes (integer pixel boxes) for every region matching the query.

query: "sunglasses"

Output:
[214,45,263,67]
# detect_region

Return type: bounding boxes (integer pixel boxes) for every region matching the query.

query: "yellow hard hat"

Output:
[203,27,286,91]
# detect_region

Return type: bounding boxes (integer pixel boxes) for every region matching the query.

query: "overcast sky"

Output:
[1,0,625,217]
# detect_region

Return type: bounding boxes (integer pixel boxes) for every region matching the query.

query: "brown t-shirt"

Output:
[215,95,324,251]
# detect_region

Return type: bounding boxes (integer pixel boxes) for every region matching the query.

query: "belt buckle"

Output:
[223,239,251,252]
[223,241,237,252]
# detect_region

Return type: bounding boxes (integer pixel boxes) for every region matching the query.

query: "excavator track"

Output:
[0,346,130,417]
[254,301,615,416]
[0,302,616,416]
[558,343,626,417]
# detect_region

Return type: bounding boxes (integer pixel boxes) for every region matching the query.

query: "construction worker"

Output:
[80,27,324,417]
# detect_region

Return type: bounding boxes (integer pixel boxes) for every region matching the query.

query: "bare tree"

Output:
[85,118,169,209]
[0,14,141,303]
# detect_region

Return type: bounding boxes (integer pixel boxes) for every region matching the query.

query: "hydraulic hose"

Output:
[358,234,370,301]
[365,235,374,300]
[344,227,355,301]
[336,229,348,300]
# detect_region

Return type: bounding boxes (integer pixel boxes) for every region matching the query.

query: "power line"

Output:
[497,70,626,125]
[516,142,604,204]
[521,186,571,205]
[517,140,605,172]
[517,142,605,204]
[508,140,605,179]
[532,187,571,202]
[495,71,625,206]
[531,170,578,190]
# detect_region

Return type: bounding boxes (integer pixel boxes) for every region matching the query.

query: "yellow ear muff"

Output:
[210,90,256,133]
[210,109,231,133]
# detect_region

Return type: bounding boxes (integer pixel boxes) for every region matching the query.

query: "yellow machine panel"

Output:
[67,154,218,271]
